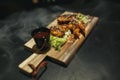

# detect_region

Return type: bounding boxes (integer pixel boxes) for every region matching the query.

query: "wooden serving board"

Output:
[18,11,99,74]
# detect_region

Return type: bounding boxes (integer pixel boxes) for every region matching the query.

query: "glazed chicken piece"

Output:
[73,28,81,38]
[57,14,76,24]
[58,24,69,32]
[70,18,85,37]
[77,20,85,31]
[65,23,85,37]
[50,26,64,37]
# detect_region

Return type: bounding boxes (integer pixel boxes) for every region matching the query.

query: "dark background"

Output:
[0,0,120,80]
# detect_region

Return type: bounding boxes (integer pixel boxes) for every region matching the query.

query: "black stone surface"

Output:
[0,0,120,80]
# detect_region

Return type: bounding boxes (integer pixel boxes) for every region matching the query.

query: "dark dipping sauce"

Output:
[33,32,49,38]
[31,27,50,53]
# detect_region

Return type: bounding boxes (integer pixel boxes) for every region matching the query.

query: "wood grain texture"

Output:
[18,11,99,74]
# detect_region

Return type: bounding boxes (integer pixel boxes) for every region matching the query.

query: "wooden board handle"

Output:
[29,54,47,68]
[29,61,47,77]
[18,53,47,74]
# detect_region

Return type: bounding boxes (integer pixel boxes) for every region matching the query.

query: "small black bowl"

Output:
[31,27,50,53]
